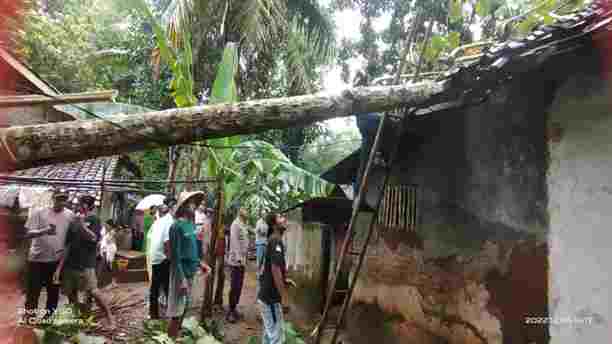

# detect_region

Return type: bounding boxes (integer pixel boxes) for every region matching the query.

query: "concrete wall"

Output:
[388,69,552,258]
[345,50,612,344]
[347,53,570,343]
[283,209,327,317]
[547,71,612,343]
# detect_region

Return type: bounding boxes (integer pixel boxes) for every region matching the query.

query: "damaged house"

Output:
[0,48,144,246]
[311,2,612,344]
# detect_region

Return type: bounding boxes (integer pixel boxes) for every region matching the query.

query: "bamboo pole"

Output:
[0,90,116,107]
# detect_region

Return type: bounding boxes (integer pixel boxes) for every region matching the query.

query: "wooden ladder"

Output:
[312,106,413,344]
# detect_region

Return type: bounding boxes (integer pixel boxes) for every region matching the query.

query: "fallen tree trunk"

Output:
[0,82,444,171]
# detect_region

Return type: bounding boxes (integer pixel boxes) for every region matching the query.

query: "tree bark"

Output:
[213,243,225,306]
[166,146,180,196]
[201,176,224,319]
[0,82,444,171]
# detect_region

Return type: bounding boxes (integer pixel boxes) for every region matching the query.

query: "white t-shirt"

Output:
[25,208,74,262]
[149,213,174,265]
[228,218,249,267]
[194,210,207,233]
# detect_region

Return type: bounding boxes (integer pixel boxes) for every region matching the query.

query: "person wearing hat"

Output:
[147,203,173,319]
[21,189,74,323]
[166,192,211,338]
[54,194,115,327]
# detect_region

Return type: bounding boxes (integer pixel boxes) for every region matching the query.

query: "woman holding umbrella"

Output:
[166,192,212,339]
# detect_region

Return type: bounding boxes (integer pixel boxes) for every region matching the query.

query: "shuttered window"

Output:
[377,184,419,231]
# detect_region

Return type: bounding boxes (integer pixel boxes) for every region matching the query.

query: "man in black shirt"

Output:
[257,213,295,344]
[55,195,115,327]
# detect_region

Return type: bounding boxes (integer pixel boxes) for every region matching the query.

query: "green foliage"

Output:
[31,305,104,344]
[301,125,361,175]
[18,1,99,92]
[246,321,306,344]
[137,317,222,344]
[476,0,492,17]
[209,43,240,104]
[449,0,463,24]
[131,149,170,192]
[285,322,307,344]
[200,318,225,342]
[199,43,331,219]
[134,0,196,108]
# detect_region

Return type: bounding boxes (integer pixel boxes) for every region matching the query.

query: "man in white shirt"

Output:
[148,204,174,319]
[22,189,73,322]
[227,208,250,323]
[194,204,210,259]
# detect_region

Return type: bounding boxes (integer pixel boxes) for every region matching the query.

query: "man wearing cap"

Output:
[55,194,115,327]
[22,189,73,323]
[147,203,173,319]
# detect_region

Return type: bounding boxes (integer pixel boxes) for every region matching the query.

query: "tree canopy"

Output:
[10,0,590,209]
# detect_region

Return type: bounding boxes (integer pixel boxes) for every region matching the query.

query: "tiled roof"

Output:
[9,157,118,181]
[0,157,120,207]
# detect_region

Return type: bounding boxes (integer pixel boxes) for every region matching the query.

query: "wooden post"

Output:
[201,175,224,319]
[213,176,226,306]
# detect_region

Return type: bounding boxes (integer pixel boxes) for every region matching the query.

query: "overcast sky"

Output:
[317,1,483,131]
[318,2,392,131]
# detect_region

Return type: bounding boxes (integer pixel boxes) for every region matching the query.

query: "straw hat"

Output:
[174,191,205,215]
[51,188,69,200]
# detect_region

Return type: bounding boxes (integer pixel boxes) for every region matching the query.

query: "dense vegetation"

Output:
[12,0,587,214]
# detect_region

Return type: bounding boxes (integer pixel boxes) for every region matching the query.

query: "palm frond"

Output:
[233,0,286,46]
[161,0,195,48]
[286,21,324,94]
[286,0,336,61]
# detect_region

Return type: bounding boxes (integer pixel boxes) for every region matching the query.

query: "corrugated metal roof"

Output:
[54,102,154,120]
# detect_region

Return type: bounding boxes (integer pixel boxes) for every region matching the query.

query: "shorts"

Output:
[62,268,98,295]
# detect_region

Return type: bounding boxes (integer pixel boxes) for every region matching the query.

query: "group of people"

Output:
[21,188,294,343]
[22,189,115,327]
[138,192,212,338]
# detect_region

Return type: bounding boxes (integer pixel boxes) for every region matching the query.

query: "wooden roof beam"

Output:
[0,90,117,107]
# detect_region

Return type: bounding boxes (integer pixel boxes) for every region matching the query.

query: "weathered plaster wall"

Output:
[347,53,574,343]
[547,71,612,343]
[284,209,326,315]
[390,68,553,258]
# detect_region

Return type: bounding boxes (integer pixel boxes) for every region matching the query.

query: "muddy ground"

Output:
[1,263,332,343]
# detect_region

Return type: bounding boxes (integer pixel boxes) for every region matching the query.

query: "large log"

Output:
[0,82,445,171]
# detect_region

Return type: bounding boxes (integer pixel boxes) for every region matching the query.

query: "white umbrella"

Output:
[135,194,166,210]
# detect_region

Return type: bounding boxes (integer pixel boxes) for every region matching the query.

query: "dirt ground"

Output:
[1,263,321,343]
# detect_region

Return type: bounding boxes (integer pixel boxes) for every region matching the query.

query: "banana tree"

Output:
[199,41,333,313]
[133,0,198,196]
[200,42,241,311]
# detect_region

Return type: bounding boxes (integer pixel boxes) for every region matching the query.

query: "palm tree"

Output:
[158,0,335,99]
